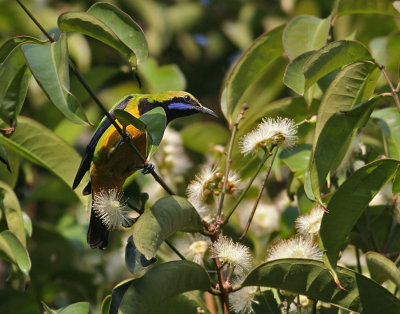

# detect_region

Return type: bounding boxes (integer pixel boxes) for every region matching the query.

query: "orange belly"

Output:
[90,124,147,193]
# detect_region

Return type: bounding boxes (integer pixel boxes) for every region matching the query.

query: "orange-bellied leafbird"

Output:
[73,91,217,249]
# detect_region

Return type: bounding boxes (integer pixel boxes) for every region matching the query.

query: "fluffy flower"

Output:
[212,235,252,272]
[186,234,212,264]
[267,235,322,261]
[295,206,324,238]
[92,188,130,230]
[187,166,219,205]
[240,117,297,155]
[230,286,258,314]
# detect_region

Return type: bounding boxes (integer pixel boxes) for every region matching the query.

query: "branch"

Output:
[16,0,175,195]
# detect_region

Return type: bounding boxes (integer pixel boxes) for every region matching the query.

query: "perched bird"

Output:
[73,91,217,249]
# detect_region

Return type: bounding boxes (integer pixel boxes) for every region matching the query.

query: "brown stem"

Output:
[214,258,230,314]
[16,0,175,195]
[222,151,270,225]
[379,63,400,112]
[204,292,218,314]
[239,146,277,241]
[216,106,246,222]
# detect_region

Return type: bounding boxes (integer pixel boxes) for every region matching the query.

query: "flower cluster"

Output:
[295,205,324,239]
[240,117,297,155]
[267,235,323,261]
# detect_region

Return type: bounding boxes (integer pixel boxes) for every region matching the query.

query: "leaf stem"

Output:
[216,105,246,221]
[16,0,175,195]
[213,258,230,314]
[222,151,270,225]
[239,146,277,241]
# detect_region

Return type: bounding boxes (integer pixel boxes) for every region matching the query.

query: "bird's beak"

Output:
[196,105,218,118]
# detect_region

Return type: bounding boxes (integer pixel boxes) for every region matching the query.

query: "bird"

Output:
[72,91,217,250]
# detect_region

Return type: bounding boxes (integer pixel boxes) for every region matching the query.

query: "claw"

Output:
[141,162,154,175]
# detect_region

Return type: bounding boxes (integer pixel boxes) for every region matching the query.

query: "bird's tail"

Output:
[87,206,109,250]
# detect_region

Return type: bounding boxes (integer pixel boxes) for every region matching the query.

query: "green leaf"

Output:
[242,259,400,313]
[181,122,229,154]
[283,51,314,95]
[372,107,400,159]
[58,2,147,68]
[320,159,399,280]
[0,141,10,171]
[43,301,90,314]
[119,261,211,313]
[0,181,26,247]
[223,24,285,122]
[283,15,330,60]
[125,236,157,275]
[151,291,210,314]
[0,36,46,63]
[0,230,30,279]
[338,0,400,16]
[0,116,87,203]
[366,251,400,287]
[21,37,89,125]
[0,45,31,127]
[393,165,400,194]
[303,40,373,91]
[139,58,186,93]
[133,196,202,259]
[114,109,147,133]
[311,95,381,203]
[101,295,111,314]
[280,144,312,177]
[139,107,167,159]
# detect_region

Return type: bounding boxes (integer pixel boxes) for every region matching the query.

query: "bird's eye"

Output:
[183,95,191,102]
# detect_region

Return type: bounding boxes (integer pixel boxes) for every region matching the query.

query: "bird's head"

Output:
[138,91,217,123]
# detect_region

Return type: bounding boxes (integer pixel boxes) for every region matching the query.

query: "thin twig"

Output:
[165,239,186,260]
[216,105,246,221]
[222,151,270,225]
[213,258,230,314]
[16,0,175,195]
[378,63,400,112]
[239,146,277,241]
[355,246,362,274]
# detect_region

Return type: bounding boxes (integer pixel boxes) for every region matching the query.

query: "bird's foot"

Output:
[141,162,154,175]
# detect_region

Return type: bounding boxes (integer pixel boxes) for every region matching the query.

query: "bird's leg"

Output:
[141,162,154,175]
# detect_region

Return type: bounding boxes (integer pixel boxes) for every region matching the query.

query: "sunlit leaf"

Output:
[21,37,89,125]
[139,107,167,159]
[338,0,400,16]
[0,230,30,279]
[320,159,399,281]
[119,261,211,312]
[0,116,87,203]
[0,181,26,246]
[114,109,147,133]
[242,259,400,313]
[42,301,90,314]
[283,15,330,60]
[58,2,147,68]
[303,40,373,91]
[181,122,229,154]
[283,51,314,95]
[0,36,46,63]
[133,196,202,259]
[280,144,312,177]
[223,24,285,123]
[139,58,186,93]
[366,251,400,287]
[101,295,111,314]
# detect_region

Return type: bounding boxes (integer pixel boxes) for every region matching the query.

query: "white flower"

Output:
[92,188,130,230]
[370,183,393,206]
[295,206,324,238]
[187,166,219,205]
[239,117,297,155]
[267,235,322,261]
[230,286,258,314]
[186,234,212,264]
[212,235,252,272]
